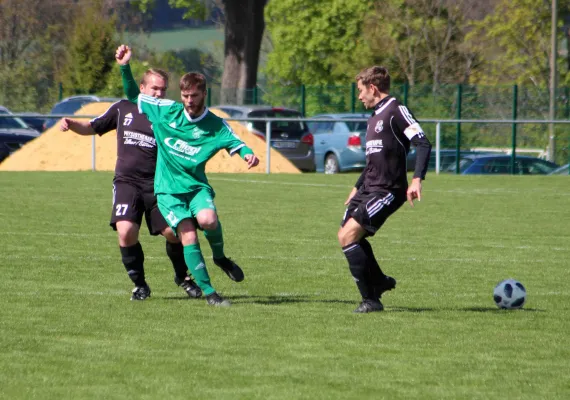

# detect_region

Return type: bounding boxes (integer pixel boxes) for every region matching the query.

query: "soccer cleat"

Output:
[176,276,202,298]
[213,257,244,282]
[353,299,384,313]
[205,292,231,307]
[375,275,397,298]
[131,285,151,301]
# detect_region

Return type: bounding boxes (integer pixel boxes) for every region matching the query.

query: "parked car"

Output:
[306,113,367,174]
[43,95,122,130]
[0,107,41,162]
[548,163,569,175]
[213,105,316,171]
[19,112,48,133]
[446,154,559,175]
[406,148,498,172]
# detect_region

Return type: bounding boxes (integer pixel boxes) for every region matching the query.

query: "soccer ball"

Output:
[493,279,526,309]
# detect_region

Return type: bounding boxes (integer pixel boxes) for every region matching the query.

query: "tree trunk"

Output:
[221,0,266,104]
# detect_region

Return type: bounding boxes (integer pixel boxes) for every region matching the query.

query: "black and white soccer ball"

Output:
[493,279,526,309]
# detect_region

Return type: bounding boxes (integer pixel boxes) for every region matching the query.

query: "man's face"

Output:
[140,74,167,99]
[357,80,377,109]
[181,86,206,117]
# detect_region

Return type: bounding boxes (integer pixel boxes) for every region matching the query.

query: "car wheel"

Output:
[324,154,340,174]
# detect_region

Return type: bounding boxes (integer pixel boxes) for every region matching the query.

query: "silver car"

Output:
[213,105,316,172]
[307,113,367,174]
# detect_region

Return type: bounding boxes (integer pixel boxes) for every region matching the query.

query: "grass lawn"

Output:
[0,172,569,399]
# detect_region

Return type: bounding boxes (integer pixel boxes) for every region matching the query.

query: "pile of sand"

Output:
[0,102,301,174]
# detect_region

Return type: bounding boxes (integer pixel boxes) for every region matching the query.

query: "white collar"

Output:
[184,107,209,123]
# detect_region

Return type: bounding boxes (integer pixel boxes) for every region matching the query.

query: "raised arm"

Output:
[115,45,140,103]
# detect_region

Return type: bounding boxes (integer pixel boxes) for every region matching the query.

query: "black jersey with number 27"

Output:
[90,100,157,190]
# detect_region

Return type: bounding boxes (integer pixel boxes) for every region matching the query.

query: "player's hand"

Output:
[245,154,259,169]
[344,187,358,205]
[407,177,422,207]
[60,118,71,131]
[115,44,132,65]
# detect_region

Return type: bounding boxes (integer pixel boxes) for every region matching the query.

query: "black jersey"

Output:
[90,100,157,190]
[357,96,431,193]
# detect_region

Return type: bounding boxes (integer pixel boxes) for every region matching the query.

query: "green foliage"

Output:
[467,0,570,87]
[265,0,374,86]
[58,1,119,96]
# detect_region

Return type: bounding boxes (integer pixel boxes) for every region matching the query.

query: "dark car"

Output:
[406,148,497,172]
[213,105,316,172]
[548,163,569,175]
[447,154,559,175]
[19,112,48,133]
[307,113,367,174]
[44,95,122,130]
[0,107,41,162]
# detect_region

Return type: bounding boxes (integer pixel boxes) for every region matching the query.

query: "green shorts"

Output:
[157,188,217,232]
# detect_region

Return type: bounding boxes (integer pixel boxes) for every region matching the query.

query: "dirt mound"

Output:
[0,102,301,174]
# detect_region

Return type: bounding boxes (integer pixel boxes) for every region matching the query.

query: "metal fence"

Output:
[2,113,569,175]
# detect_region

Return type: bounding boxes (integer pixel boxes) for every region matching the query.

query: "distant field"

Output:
[123,27,224,53]
[0,172,569,399]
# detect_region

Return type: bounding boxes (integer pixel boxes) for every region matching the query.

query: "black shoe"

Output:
[213,257,244,282]
[376,275,397,298]
[353,299,384,313]
[131,285,151,301]
[175,276,202,298]
[205,292,231,307]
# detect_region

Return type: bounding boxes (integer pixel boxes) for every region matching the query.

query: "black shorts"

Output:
[341,189,406,236]
[110,181,168,236]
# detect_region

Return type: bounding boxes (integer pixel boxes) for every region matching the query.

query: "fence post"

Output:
[403,82,409,107]
[511,84,518,174]
[350,83,356,113]
[253,86,258,105]
[566,87,569,118]
[207,89,211,107]
[436,122,441,174]
[300,85,306,116]
[454,84,462,175]
[58,82,63,101]
[265,120,272,174]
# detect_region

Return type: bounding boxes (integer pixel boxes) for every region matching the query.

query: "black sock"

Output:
[342,242,374,301]
[120,242,146,287]
[165,240,188,282]
[359,238,386,296]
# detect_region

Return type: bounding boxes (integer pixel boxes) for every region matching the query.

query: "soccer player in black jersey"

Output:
[60,68,205,300]
[338,66,432,313]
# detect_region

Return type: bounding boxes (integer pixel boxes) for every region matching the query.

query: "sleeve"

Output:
[219,120,253,157]
[89,101,120,135]
[120,64,176,124]
[393,105,432,179]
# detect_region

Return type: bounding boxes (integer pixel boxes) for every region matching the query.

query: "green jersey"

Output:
[120,65,253,195]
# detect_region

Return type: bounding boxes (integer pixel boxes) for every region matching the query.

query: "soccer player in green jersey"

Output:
[115,44,260,307]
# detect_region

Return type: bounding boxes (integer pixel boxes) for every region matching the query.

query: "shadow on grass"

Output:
[388,306,545,313]
[228,294,355,305]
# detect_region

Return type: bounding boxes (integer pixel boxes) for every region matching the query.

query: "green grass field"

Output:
[0,172,569,399]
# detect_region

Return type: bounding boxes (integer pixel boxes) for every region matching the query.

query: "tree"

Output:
[58,0,120,96]
[265,0,373,85]
[0,0,74,111]
[137,0,268,104]
[467,0,570,88]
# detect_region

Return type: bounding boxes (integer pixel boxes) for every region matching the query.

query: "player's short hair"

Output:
[179,72,207,92]
[141,68,169,88]
[356,66,390,93]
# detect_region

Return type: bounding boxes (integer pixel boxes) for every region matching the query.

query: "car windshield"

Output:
[248,110,308,138]
[0,109,30,129]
